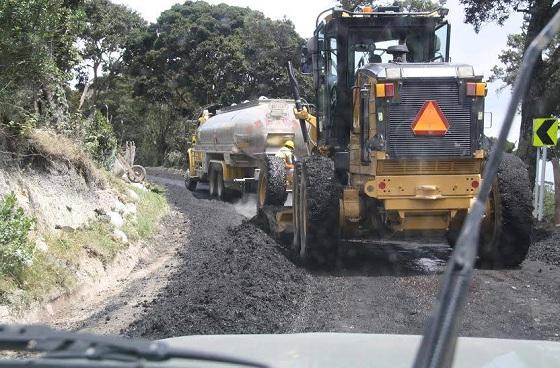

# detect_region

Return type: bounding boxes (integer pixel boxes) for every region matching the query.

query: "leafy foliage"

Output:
[83,111,118,170]
[76,0,146,108]
[461,0,560,187]
[98,1,311,165]
[0,0,84,128]
[340,0,443,11]
[459,0,520,32]
[0,193,35,284]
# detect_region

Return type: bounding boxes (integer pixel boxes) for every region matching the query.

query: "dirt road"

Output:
[64,169,560,342]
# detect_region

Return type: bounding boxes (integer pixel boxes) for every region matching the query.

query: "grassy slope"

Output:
[1,181,169,311]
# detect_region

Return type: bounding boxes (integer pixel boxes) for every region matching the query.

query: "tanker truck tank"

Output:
[185,99,306,200]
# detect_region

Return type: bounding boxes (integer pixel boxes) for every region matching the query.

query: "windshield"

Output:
[0,1,558,368]
[349,27,436,86]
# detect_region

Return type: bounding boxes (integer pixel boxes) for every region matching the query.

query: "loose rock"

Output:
[527,227,560,266]
[35,239,49,253]
[113,229,128,243]
[108,211,124,228]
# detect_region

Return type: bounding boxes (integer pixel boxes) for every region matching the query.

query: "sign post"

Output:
[538,147,548,221]
[533,147,541,218]
[532,117,559,221]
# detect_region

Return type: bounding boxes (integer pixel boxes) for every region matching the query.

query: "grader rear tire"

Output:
[446,210,466,247]
[257,156,287,208]
[296,156,340,267]
[446,154,533,268]
[478,153,533,268]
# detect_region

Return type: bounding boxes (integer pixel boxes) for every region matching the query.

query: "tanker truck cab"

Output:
[288,5,532,268]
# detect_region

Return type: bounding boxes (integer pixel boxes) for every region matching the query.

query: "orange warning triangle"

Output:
[411,100,449,136]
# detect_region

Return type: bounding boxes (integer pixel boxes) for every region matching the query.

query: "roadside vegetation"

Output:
[123,185,168,242]
[0,184,168,310]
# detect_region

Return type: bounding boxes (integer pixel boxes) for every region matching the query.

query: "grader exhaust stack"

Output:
[287,61,310,150]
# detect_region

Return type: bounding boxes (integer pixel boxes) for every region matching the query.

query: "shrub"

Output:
[543,187,555,223]
[2,117,36,138]
[0,193,35,283]
[83,111,118,170]
[163,150,185,168]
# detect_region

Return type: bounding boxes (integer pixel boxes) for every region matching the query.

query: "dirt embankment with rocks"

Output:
[0,129,165,323]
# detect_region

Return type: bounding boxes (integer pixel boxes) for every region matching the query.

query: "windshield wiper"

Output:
[412,9,560,368]
[0,325,268,368]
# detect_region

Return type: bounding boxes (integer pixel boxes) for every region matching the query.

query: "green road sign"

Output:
[533,118,558,147]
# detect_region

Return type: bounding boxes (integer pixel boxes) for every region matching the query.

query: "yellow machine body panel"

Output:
[340,71,486,233]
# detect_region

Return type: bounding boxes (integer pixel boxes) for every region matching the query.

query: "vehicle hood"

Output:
[163,333,560,368]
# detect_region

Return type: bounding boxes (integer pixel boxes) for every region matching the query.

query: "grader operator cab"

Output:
[263,5,533,267]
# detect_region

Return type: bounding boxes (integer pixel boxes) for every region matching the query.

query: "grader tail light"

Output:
[375,83,395,97]
[466,82,487,97]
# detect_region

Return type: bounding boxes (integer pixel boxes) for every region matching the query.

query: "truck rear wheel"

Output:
[257,156,287,208]
[295,156,340,267]
[216,167,225,200]
[208,165,217,197]
[446,154,533,268]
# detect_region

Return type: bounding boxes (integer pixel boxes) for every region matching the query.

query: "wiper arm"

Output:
[0,325,268,368]
[412,9,560,368]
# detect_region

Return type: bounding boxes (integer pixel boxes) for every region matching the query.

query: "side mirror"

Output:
[307,37,317,53]
[301,45,312,75]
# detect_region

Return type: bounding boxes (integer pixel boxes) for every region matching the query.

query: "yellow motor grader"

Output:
[258,5,532,268]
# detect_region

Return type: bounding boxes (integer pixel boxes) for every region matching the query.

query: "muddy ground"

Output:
[58,169,560,342]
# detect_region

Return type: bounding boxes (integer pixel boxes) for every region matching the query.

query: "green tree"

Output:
[83,110,118,170]
[122,1,309,165]
[340,0,444,11]
[474,0,559,223]
[460,0,559,188]
[0,0,84,128]
[76,0,146,110]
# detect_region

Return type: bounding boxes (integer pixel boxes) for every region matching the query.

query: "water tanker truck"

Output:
[185,99,310,203]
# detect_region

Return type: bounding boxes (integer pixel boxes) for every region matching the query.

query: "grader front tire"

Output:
[296,156,340,267]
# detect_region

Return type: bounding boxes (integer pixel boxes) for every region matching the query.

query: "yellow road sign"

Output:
[533,118,558,147]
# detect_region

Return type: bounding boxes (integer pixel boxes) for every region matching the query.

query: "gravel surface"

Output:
[64,169,560,342]
[528,227,560,266]
[126,174,306,339]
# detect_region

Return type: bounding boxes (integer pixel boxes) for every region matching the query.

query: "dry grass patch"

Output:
[27,129,106,187]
